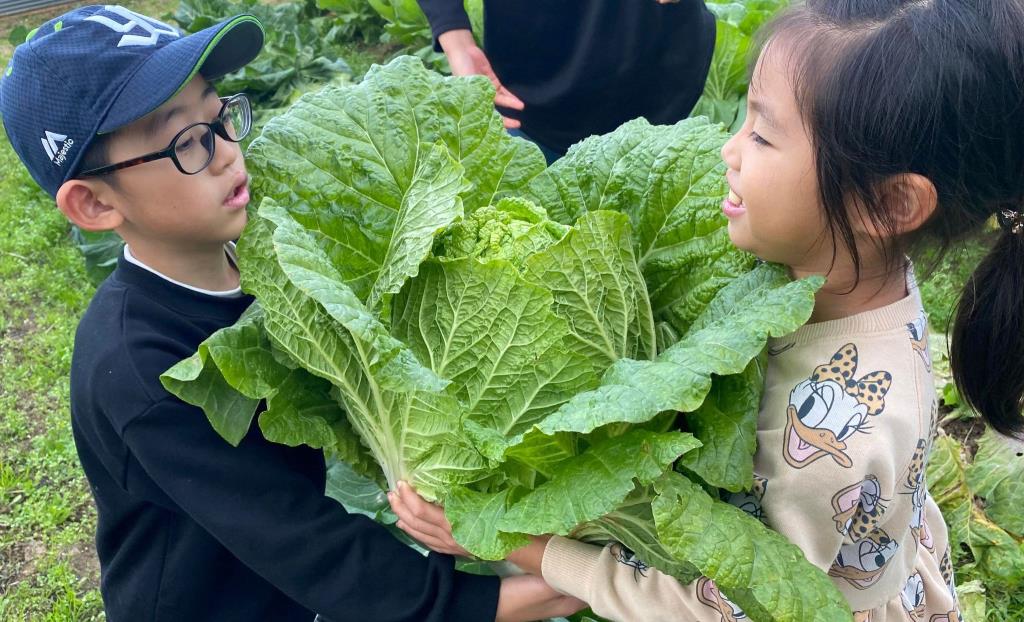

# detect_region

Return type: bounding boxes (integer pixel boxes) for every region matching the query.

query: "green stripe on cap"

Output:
[168,15,264,101]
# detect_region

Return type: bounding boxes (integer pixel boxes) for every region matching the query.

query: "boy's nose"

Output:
[208,133,241,173]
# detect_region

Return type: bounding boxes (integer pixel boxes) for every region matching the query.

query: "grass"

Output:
[0,3,399,617]
[0,123,102,620]
[1,4,170,619]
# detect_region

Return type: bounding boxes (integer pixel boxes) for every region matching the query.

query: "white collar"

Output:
[123,243,244,298]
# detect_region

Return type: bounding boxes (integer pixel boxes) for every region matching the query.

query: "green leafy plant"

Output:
[173,0,353,109]
[314,0,386,42]
[356,0,483,70]
[927,431,1024,621]
[70,227,124,286]
[161,56,850,621]
[692,0,789,131]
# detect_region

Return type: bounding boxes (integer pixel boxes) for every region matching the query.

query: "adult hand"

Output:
[496,574,587,622]
[388,480,469,557]
[438,29,525,129]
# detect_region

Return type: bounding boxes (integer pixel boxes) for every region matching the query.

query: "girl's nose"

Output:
[721,131,741,171]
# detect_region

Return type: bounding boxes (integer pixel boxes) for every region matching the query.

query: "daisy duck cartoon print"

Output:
[784,343,892,469]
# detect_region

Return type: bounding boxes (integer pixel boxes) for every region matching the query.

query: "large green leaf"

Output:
[929,434,1024,587]
[571,486,700,584]
[445,486,531,560]
[965,430,1024,538]
[692,1,789,128]
[678,356,764,492]
[526,117,755,347]
[653,472,852,622]
[537,264,821,435]
[325,459,395,523]
[523,210,656,366]
[238,202,485,500]
[161,305,284,446]
[391,257,596,462]
[247,58,545,301]
[497,430,701,537]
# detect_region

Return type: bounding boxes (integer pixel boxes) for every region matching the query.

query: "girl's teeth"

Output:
[729,189,743,205]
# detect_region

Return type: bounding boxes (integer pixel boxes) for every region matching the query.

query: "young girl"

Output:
[390,0,1024,619]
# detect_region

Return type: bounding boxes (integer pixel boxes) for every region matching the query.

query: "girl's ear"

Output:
[55,180,125,232]
[855,174,938,239]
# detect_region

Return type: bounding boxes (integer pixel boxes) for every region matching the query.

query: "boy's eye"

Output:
[177,137,195,152]
[749,131,771,147]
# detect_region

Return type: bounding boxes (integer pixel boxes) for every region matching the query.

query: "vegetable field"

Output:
[1,1,1022,621]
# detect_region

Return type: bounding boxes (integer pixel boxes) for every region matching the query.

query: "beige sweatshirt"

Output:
[541,283,961,622]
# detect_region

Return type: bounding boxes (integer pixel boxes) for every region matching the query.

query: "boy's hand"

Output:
[496,574,587,622]
[388,481,469,557]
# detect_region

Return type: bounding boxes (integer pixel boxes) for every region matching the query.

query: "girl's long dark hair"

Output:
[764,0,1024,437]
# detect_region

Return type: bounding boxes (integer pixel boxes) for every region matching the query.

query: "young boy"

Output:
[0,6,582,621]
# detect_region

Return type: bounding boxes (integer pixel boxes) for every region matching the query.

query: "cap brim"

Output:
[97,15,263,134]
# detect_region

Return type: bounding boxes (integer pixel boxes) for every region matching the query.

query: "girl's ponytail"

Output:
[951,214,1024,438]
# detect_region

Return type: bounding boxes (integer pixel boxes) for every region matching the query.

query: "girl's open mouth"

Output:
[722,188,746,218]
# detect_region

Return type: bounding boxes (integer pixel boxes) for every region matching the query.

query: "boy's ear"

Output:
[56,179,124,232]
[856,174,938,238]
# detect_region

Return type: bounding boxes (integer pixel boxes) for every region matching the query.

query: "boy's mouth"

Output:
[722,188,746,218]
[224,176,250,210]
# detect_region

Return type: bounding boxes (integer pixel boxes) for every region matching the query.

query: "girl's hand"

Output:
[388,481,470,557]
[496,574,587,622]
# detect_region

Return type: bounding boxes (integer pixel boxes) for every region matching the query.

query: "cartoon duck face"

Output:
[829,529,900,590]
[696,577,747,622]
[831,475,888,536]
[784,344,892,469]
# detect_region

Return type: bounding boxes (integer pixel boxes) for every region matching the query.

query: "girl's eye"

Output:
[177,137,195,152]
[750,131,771,147]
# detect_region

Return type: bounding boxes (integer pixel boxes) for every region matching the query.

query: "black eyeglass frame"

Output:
[78,93,251,178]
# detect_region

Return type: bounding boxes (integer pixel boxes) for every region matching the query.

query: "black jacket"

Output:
[70,254,499,621]
[419,0,716,153]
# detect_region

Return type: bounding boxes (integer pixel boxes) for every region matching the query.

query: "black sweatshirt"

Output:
[418,0,717,154]
[69,253,499,621]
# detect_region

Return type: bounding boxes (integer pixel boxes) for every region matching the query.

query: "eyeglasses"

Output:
[78,94,252,178]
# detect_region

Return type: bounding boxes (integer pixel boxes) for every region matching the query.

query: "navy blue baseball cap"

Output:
[0,5,264,197]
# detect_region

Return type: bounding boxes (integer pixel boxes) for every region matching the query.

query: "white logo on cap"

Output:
[85,6,179,48]
[42,130,74,166]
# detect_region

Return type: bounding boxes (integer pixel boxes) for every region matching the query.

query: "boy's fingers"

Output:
[397,521,462,556]
[391,487,454,544]
[397,482,451,528]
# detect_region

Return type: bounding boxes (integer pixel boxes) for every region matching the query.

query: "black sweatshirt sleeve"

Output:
[417,0,472,49]
[122,397,500,622]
